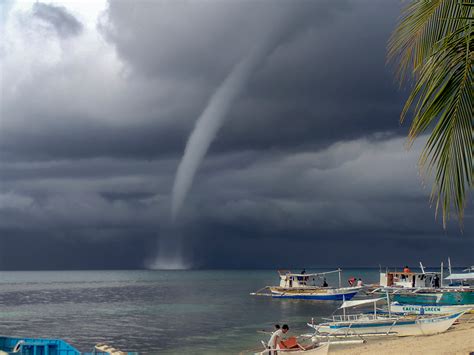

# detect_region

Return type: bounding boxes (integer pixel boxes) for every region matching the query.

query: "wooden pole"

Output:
[440,262,444,288]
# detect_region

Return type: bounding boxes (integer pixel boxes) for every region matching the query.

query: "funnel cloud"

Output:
[171,49,262,220]
[171,17,291,221]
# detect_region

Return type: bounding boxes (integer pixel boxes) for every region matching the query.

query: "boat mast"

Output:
[338,268,342,288]
[440,262,444,288]
[342,293,346,319]
[386,291,391,318]
[419,262,425,274]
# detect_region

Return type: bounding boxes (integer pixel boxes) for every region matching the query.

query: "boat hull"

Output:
[314,311,464,337]
[0,336,137,354]
[392,290,474,305]
[270,287,361,300]
[255,343,329,355]
[390,302,473,315]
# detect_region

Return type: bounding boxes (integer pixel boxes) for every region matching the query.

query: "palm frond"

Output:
[388,0,473,227]
[388,0,470,82]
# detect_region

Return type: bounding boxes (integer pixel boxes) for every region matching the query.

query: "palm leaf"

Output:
[388,0,473,227]
[388,0,469,82]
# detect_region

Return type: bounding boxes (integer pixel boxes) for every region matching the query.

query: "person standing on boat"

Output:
[300,269,308,284]
[357,278,363,287]
[267,324,289,354]
[403,265,411,273]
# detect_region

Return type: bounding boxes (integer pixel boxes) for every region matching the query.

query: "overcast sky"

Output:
[0,0,472,270]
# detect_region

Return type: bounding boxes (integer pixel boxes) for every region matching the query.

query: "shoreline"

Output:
[329,314,474,354]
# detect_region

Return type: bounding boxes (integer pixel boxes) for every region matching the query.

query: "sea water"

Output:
[0,269,384,354]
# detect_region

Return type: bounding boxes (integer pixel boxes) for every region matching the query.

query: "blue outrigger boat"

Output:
[251,269,362,300]
[0,337,138,355]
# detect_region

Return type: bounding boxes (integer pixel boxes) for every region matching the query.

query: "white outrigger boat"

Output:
[308,297,467,337]
[378,262,442,290]
[251,269,362,301]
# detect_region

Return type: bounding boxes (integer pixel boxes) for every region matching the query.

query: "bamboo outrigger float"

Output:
[251,269,362,301]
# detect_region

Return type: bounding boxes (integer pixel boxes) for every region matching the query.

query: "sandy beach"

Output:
[330,314,474,355]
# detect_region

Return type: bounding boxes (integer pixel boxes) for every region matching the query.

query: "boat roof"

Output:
[278,269,341,277]
[384,270,439,275]
[445,272,474,280]
[339,298,385,309]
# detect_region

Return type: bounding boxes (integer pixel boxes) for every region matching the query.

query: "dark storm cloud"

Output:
[1,135,472,269]
[0,1,472,270]
[2,0,404,161]
[32,3,83,37]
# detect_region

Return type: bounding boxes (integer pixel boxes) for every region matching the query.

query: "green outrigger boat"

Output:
[391,265,474,307]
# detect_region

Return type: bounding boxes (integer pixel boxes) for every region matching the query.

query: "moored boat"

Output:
[378,262,442,290]
[392,288,474,305]
[445,266,474,287]
[251,269,362,301]
[254,342,329,354]
[0,337,137,355]
[308,298,466,337]
[253,336,329,354]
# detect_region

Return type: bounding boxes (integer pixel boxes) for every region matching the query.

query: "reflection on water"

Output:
[0,269,380,354]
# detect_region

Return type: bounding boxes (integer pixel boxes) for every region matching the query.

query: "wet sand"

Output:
[330,314,474,355]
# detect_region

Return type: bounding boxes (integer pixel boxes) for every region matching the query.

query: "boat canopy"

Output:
[339,298,385,309]
[278,269,341,277]
[445,272,474,281]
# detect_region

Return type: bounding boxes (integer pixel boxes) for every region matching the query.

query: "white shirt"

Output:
[268,329,284,348]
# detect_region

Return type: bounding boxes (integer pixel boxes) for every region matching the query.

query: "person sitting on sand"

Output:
[268,324,289,353]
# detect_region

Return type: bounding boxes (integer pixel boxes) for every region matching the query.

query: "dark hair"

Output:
[282,324,289,330]
[274,324,280,329]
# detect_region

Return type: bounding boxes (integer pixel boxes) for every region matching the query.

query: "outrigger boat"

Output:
[445,265,474,287]
[308,297,468,337]
[389,263,474,314]
[384,261,474,305]
[378,262,442,290]
[0,336,137,355]
[391,287,474,305]
[251,269,362,300]
[253,336,329,355]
